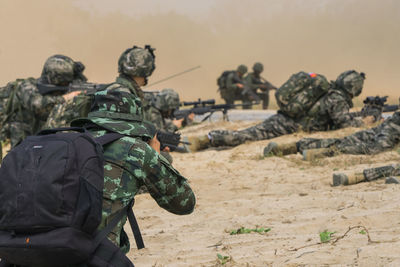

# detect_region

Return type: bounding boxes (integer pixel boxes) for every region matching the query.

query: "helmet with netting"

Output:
[154,88,180,112]
[40,55,76,86]
[335,70,365,97]
[118,45,156,77]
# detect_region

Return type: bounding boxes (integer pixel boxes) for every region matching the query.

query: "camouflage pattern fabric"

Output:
[220,72,243,105]
[334,70,365,97]
[89,128,195,250]
[275,72,330,119]
[144,105,178,133]
[297,111,400,155]
[298,89,363,131]
[72,77,156,139]
[118,45,156,78]
[40,55,76,86]
[44,94,84,128]
[5,78,64,147]
[71,75,195,251]
[243,72,269,109]
[209,113,299,147]
[209,84,362,147]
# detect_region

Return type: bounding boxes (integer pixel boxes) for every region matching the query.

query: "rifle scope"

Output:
[182,99,215,107]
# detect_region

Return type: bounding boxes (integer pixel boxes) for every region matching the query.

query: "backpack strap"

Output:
[94,132,124,146]
[93,199,144,250]
[127,204,144,249]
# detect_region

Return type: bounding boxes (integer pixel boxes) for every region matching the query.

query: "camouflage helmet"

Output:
[335,70,365,97]
[252,62,264,73]
[154,88,180,112]
[40,55,76,86]
[118,45,156,78]
[237,64,248,75]
[71,88,155,139]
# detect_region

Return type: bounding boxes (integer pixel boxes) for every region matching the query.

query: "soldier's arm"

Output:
[243,75,260,91]
[226,73,241,90]
[128,141,195,215]
[328,94,363,128]
[18,84,65,116]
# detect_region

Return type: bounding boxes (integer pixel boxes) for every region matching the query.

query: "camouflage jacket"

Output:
[6,78,64,146]
[299,89,363,131]
[90,128,195,250]
[44,76,143,129]
[225,72,242,92]
[243,72,264,92]
[143,105,178,133]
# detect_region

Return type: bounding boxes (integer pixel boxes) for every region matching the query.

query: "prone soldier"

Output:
[189,70,367,151]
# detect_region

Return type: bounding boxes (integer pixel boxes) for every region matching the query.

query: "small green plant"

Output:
[217,253,231,265]
[359,230,366,235]
[230,227,271,235]
[319,230,336,243]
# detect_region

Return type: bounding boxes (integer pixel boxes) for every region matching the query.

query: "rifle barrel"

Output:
[145,65,201,88]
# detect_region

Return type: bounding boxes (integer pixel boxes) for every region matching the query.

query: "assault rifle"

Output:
[156,131,190,152]
[174,101,246,122]
[350,95,389,121]
[37,82,105,95]
[231,75,261,104]
[260,76,278,91]
[361,95,399,112]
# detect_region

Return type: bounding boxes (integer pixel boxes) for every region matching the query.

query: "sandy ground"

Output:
[128,113,400,267]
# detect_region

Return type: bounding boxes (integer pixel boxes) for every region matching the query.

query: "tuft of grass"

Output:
[359,230,366,235]
[230,227,271,235]
[319,230,336,243]
[217,253,231,265]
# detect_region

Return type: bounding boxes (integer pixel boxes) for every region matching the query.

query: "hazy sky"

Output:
[73,0,216,20]
[1,0,399,105]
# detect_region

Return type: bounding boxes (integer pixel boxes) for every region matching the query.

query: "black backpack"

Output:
[0,127,144,267]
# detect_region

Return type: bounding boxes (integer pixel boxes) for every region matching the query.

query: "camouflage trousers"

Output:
[297,113,400,155]
[209,113,299,147]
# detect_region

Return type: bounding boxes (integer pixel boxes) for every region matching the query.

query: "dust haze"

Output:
[0,0,399,106]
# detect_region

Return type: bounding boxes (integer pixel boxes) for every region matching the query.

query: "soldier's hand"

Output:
[362,115,375,125]
[236,83,244,89]
[149,135,161,153]
[173,118,184,128]
[187,113,195,122]
[63,91,80,101]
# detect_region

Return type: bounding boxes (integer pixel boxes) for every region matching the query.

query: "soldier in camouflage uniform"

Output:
[242,62,277,109]
[219,64,248,105]
[144,88,183,132]
[2,55,84,148]
[188,70,366,151]
[44,45,156,131]
[71,45,195,254]
[263,111,400,160]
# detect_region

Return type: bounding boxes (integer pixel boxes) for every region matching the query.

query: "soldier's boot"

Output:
[263,142,298,157]
[332,172,365,186]
[186,135,211,152]
[302,147,336,161]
